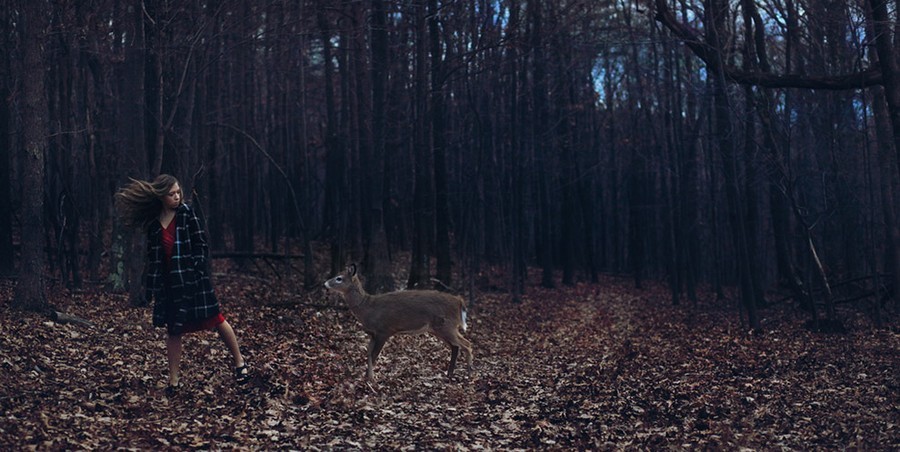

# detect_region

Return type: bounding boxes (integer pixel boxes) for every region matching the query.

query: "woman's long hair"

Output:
[114,174,179,228]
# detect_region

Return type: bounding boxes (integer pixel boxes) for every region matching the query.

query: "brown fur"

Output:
[324,265,473,380]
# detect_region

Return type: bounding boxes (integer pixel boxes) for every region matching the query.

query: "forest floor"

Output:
[0,259,898,450]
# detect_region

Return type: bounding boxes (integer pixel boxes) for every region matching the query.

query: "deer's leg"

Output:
[366,333,388,380]
[448,345,460,378]
[458,335,473,368]
[433,329,468,378]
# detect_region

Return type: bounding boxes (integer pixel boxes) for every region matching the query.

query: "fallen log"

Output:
[51,310,95,328]
[266,299,347,311]
[210,252,306,260]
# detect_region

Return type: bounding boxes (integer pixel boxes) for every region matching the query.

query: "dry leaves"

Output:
[0,271,897,449]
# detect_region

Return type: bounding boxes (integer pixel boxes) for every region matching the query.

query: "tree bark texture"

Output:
[13,0,49,312]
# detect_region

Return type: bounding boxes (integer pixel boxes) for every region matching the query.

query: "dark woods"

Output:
[1,0,898,331]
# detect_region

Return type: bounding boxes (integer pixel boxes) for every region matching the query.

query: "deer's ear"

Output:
[348,263,357,276]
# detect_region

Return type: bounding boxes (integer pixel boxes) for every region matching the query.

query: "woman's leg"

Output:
[166,334,183,387]
[215,320,245,368]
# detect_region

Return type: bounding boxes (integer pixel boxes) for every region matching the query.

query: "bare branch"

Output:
[651,0,883,90]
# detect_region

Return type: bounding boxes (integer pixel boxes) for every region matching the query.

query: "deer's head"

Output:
[324,263,362,297]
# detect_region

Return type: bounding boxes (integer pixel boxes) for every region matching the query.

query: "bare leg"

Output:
[215,320,245,368]
[166,334,183,387]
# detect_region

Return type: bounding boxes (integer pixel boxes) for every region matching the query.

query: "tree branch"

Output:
[652,0,883,90]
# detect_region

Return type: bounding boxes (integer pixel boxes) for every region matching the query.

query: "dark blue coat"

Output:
[144,203,219,332]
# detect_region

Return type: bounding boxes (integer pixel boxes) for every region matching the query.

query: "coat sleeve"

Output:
[185,205,210,275]
[144,225,167,327]
[144,226,162,303]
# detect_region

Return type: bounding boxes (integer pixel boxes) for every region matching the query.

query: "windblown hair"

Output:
[114,174,180,228]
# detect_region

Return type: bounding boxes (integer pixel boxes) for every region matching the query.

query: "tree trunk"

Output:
[661,35,682,304]
[0,9,12,277]
[295,4,317,291]
[742,84,766,310]
[408,0,432,289]
[707,0,760,330]
[209,9,226,252]
[13,0,49,312]
[507,0,526,302]
[318,2,344,276]
[429,0,452,289]
[363,0,394,294]
[147,0,165,177]
[528,0,554,289]
[867,0,900,178]
[559,82,578,287]
[676,10,701,303]
[339,1,361,258]
[121,0,148,306]
[867,0,900,300]
[628,156,646,290]
[872,87,900,302]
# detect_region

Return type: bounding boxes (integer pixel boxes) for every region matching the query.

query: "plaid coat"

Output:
[145,203,220,332]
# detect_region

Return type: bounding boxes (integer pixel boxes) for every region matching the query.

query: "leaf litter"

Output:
[0,270,896,449]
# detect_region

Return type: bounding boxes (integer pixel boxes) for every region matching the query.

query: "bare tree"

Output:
[13,0,49,312]
[0,6,13,277]
[408,0,433,289]
[363,0,395,293]
[429,0,452,289]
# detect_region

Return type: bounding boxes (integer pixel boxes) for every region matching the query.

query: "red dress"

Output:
[162,218,225,334]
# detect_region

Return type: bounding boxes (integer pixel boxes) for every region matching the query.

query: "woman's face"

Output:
[162,182,182,210]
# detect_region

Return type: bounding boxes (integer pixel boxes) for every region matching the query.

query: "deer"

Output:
[323,264,473,381]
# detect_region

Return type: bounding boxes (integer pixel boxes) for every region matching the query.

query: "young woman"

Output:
[115,174,248,394]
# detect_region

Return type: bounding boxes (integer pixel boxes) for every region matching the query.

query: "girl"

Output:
[115,174,249,394]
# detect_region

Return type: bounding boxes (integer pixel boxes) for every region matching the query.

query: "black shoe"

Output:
[234,364,250,384]
[165,384,180,397]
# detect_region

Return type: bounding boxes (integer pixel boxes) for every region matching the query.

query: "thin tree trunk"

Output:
[675,5,701,303]
[872,87,900,302]
[13,0,49,312]
[363,0,394,293]
[507,0,525,302]
[742,84,766,309]
[294,3,317,291]
[429,0,452,289]
[707,0,760,330]
[208,6,225,252]
[339,0,361,257]
[662,36,682,304]
[559,84,578,287]
[122,0,148,306]
[149,0,165,177]
[628,156,646,289]
[318,2,344,276]
[0,8,12,277]
[528,0,554,289]
[867,0,900,178]
[867,0,900,300]
[408,0,432,289]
